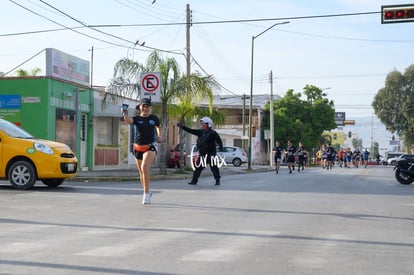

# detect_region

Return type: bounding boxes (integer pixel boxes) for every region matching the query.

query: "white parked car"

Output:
[387,154,414,166]
[217,146,248,167]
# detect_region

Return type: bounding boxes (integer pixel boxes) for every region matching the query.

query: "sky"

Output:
[1,0,413,151]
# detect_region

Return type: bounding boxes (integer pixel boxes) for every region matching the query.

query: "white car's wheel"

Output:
[232,158,242,167]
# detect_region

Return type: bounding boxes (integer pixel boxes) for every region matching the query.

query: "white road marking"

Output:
[0,242,47,253]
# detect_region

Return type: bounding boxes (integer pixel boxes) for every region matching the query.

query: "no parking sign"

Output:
[140,72,161,102]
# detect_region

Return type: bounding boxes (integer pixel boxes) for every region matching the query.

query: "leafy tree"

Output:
[264,85,336,150]
[15,69,28,77]
[372,65,414,150]
[167,72,224,170]
[31,67,41,76]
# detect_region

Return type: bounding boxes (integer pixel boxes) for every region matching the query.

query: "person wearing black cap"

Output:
[122,98,161,205]
[177,117,223,186]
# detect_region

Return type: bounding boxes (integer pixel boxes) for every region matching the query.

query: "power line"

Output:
[9,0,128,48]
[192,13,244,78]
[37,0,182,55]
[3,8,411,45]
[114,0,180,21]
[25,0,68,19]
[0,26,86,37]
[8,0,183,56]
[39,0,132,44]
[191,55,240,97]
[335,105,373,109]
[88,11,381,27]
[275,73,387,80]
[1,3,395,94]
[3,49,45,76]
[278,29,414,43]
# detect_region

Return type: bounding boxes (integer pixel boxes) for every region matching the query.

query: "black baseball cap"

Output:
[140,98,151,106]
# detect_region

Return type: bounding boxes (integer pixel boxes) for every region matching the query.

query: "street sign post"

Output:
[140,72,161,102]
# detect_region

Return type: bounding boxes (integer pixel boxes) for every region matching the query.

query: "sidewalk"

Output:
[70,165,273,182]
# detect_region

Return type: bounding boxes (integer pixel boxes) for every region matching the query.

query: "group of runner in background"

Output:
[272,141,371,174]
[272,140,308,174]
[316,146,370,169]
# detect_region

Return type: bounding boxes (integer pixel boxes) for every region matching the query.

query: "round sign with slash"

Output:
[140,72,161,102]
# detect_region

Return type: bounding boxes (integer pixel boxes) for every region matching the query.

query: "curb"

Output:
[68,173,191,183]
[68,167,273,182]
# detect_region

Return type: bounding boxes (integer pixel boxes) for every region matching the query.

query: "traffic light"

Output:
[382,5,414,24]
[348,131,352,138]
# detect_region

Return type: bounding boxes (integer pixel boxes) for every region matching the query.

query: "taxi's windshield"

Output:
[0,119,34,139]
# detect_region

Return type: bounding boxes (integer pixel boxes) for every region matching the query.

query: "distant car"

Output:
[168,145,248,168]
[388,154,414,166]
[383,152,405,165]
[0,118,78,190]
[167,144,186,168]
[217,146,248,167]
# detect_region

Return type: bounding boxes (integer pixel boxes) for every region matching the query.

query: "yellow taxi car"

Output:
[0,118,78,189]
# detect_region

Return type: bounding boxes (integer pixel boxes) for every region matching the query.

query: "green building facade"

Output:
[0,77,93,170]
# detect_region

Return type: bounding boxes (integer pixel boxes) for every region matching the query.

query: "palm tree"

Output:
[15,67,41,76]
[170,73,225,169]
[106,51,218,174]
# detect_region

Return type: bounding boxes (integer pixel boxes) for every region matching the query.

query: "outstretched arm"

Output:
[177,123,200,136]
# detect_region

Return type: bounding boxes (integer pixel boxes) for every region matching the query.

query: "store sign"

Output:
[46,48,90,86]
[0,95,21,109]
[334,112,346,125]
[22,97,41,103]
[0,95,21,123]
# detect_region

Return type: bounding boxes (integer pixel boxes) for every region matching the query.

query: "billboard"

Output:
[46,48,90,86]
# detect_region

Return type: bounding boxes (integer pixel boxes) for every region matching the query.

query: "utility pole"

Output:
[186,4,191,77]
[242,94,247,150]
[74,88,79,159]
[90,46,94,88]
[370,113,374,155]
[184,3,192,167]
[269,70,274,167]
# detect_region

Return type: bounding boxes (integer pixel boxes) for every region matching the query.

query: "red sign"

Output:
[141,73,160,94]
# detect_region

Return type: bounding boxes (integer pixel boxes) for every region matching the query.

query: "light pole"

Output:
[248,21,289,170]
[269,70,274,168]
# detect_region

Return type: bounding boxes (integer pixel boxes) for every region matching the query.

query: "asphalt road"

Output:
[0,166,413,275]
